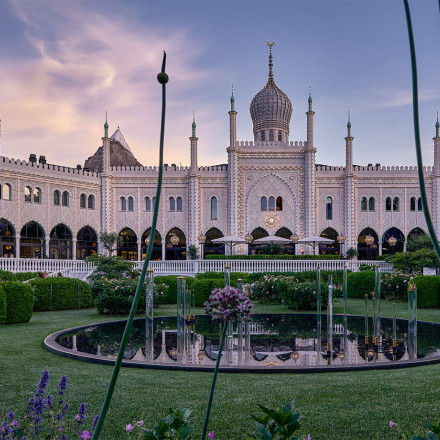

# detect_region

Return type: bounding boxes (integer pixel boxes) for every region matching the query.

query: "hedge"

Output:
[247,270,346,285]
[0,271,39,282]
[205,254,341,260]
[152,276,195,304]
[413,275,440,308]
[189,278,225,307]
[195,272,248,283]
[347,271,376,298]
[28,278,92,311]
[0,285,6,324]
[2,281,34,324]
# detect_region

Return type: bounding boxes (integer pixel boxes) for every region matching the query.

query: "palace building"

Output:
[0,46,438,261]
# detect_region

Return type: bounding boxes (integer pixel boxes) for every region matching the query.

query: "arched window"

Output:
[269,130,274,141]
[410,197,416,211]
[261,131,265,141]
[176,196,182,211]
[278,131,282,142]
[88,195,95,209]
[2,184,10,201]
[211,196,217,220]
[152,197,156,210]
[393,196,400,211]
[80,194,86,209]
[24,186,32,202]
[369,197,375,211]
[326,197,333,220]
[62,191,69,206]
[261,196,267,211]
[121,196,126,211]
[145,197,151,211]
[169,197,175,211]
[276,196,283,211]
[361,197,368,211]
[54,190,60,206]
[385,197,392,211]
[128,196,134,211]
[268,196,275,210]
[33,187,41,203]
[417,197,422,211]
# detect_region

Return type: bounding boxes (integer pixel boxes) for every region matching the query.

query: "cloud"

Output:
[0,0,216,166]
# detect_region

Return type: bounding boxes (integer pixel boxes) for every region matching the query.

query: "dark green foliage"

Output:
[205,254,340,260]
[380,272,412,301]
[0,270,17,281]
[412,422,440,440]
[347,271,375,298]
[0,285,6,324]
[260,243,285,255]
[153,276,195,304]
[195,271,249,283]
[0,271,40,282]
[2,281,33,323]
[187,244,199,260]
[247,270,345,285]
[407,234,434,252]
[191,278,225,306]
[249,400,301,440]
[413,275,440,308]
[345,247,359,260]
[87,254,138,286]
[385,249,439,273]
[359,264,374,271]
[282,281,329,311]
[28,278,91,311]
[141,408,194,440]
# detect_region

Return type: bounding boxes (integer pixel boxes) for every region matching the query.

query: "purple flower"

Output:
[76,403,86,423]
[126,423,134,432]
[36,370,50,396]
[204,286,254,322]
[137,420,144,427]
[389,420,395,427]
[6,412,15,420]
[91,414,99,432]
[57,376,68,396]
[208,431,214,439]
[11,420,18,428]
[60,435,67,440]
[80,430,91,439]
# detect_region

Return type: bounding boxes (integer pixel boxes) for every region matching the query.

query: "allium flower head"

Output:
[204,286,253,322]
[126,423,134,432]
[208,431,214,439]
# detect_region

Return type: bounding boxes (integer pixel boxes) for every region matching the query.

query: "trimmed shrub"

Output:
[2,281,33,324]
[195,272,249,283]
[153,276,195,304]
[0,285,6,324]
[247,270,345,285]
[28,278,92,311]
[0,270,17,281]
[190,278,225,307]
[205,254,340,260]
[282,281,329,311]
[413,275,440,308]
[347,271,376,298]
[380,272,414,301]
[15,272,40,282]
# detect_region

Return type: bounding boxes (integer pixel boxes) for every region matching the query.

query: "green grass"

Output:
[1,300,440,439]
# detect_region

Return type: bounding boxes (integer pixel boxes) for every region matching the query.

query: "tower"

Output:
[433,112,440,235]
[343,112,355,252]
[188,114,201,248]
[100,113,113,238]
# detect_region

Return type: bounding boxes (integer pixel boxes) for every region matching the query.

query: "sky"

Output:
[0,0,439,168]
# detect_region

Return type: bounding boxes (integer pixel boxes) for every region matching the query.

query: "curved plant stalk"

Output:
[403,0,440,263]
[200,322,228,440]
[92,52,168,440]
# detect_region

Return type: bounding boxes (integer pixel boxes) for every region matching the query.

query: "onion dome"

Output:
[250,44,292,139]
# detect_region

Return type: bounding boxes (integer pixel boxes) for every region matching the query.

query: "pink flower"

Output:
[307,436,311,440]
[80,431,91,440]
[389,421,395,427]
[12,420,18,427]
[126,423,134,432]
[76,414,81,421]
[208,432,214,439]
[137,420,144,427]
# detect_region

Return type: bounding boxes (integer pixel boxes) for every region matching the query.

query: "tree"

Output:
[346,247,359,260]
[406,234,434,252]
[99,232,123,256]
[187,244,199,260]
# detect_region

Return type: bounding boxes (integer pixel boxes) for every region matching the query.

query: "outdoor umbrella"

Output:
[298,235,334,255]
[253,235,293,255]
[211,235,246,255]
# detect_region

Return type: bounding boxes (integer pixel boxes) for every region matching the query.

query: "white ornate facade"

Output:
[0,48,438,261]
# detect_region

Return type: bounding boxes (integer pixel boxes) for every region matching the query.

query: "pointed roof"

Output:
[110,127,131,153]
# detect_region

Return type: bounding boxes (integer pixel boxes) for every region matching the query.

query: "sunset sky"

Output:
[0,0,439,169]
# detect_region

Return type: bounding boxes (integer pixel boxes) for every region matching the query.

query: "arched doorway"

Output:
[248,227,269,255]
[166,228,186,260]
[275,227,295,255]
[20,221,45,258]
[0,219,15,257]
[76,226,98,260]
[141,229,162,261]
[407,227,425,241]
[382,227,405,255]
[118,228,138,260]
[204,228,225,258]
[49,224,73,259]
[357,228,379,260]
[319,228,340,255]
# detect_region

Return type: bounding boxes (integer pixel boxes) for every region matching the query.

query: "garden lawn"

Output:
[1,300,440,439]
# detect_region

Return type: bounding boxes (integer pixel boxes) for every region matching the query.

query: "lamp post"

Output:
[290,233,299,255]
[245,234,253,256]
[388,235,397,255]
[337,234,346,256]
[365,234,374,260]
[170,234,179,260]
[198,233,206,259]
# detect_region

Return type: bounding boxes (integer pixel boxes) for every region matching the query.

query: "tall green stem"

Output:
[92,52,168,440]
[200,322,228,440]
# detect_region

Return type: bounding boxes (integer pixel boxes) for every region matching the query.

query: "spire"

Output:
[230,85,235,112]
[266,39,275,79]
[192,111,196,137]
[347,111,352,138]
[436,111,439,138]
[104,111,109,138]
[308,87,312,112]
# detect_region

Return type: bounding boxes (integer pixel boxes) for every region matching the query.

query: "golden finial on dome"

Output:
[266,39,275,47]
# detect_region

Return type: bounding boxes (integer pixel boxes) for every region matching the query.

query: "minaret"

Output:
[188,114,201,249]
[344,112,355,252]
[304,88,316,240]
[227,88,239,243]
[100,113,113,240]
[432,112,440,236]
